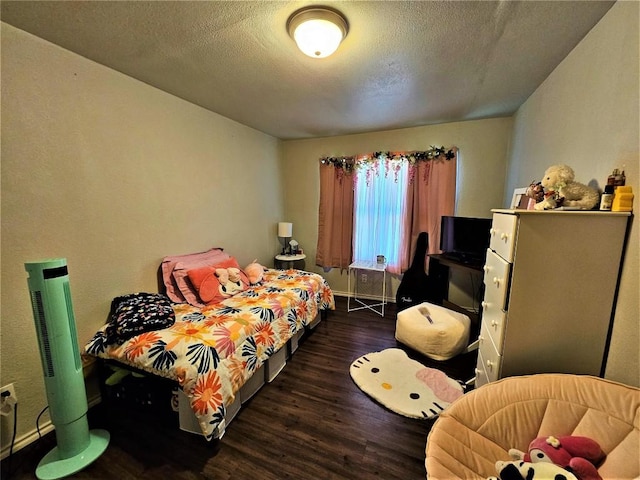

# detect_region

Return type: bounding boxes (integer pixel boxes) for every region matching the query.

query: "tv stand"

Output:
[432,253,484,273]
[440,252,484,268]
[427,254,483,324]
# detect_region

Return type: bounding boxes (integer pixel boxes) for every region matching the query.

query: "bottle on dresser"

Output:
[605,166,633,212]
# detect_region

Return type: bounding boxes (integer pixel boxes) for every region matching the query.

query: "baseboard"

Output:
[333,291,396,303]
[0,393,102,460]
[0,420,54,461]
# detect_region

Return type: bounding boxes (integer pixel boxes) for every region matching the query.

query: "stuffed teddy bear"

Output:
[534,164,599,210]
[526,181,545,204]
[488,460,579,480]
[533,190,561,211]
[523,181,545,209]
[509,435,604,480]
[244,260,265,284]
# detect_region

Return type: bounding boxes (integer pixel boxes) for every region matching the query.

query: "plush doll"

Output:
[509,435,604,480]
[214,268,243,295]
[227,267,241,283]
[526,181,545,202]
[488,460,579,480]
[216,268,229,285]
[524,181,545,210]
[244,260,265,284]
[214,268,229,285]
[534,164,599,210]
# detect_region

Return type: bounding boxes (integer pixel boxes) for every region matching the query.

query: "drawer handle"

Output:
[486,360,494,370]
[490,228,496,236]
[500,232,508,241]
[493,277,501,286]
[475,368,482,375]
[479,335,484,344]
[483,265,490,273]
[481,301,489,309]
[491,320,498,327]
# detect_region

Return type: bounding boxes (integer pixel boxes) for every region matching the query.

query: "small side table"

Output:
[274,253,306,269]
[347,261,387,317]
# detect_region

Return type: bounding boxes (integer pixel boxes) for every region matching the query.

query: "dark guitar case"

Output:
[395,232,438,312]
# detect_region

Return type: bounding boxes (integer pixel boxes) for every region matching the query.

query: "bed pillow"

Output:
[187,258,250,305]
[172,257,233,306]
[105,292,175,344]
[161,247,228,303]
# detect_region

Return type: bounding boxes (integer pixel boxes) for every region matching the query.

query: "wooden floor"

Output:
[2,297,477,480]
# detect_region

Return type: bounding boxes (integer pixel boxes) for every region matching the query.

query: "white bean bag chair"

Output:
[396,302,470,361]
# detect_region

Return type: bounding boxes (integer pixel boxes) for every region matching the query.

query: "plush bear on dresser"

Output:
[534,164,600,210]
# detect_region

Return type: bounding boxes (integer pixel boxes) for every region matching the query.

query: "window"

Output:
[352,158,408,273]
[316,148,457,272]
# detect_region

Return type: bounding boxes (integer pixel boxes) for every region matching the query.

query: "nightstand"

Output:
[274,253,306,269]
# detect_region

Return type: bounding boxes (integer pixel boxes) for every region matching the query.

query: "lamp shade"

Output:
[278,222,293,237]
[287,7,348,58]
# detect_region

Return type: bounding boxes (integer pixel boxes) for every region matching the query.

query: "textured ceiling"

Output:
[1,1,615,140]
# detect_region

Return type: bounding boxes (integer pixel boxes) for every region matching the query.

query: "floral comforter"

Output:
[85,269,334,438]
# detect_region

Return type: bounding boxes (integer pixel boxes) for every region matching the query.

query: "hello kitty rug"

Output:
[349,348,464,419]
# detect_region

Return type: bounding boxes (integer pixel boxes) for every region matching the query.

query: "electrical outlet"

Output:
[0,383,18,416]
[361,273,368,283]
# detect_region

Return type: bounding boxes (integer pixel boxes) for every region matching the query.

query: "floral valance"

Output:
[320,146,457,185]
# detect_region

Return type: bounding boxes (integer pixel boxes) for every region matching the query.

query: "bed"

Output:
[85,250,334,440]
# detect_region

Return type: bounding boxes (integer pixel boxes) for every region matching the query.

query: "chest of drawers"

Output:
[474,209,630,388]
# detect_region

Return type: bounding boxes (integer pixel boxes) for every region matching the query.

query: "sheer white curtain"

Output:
[352,158,409,274]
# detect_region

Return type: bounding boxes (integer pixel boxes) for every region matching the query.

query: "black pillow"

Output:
[105,292,175,344]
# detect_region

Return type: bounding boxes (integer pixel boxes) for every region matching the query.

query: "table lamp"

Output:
[278,222,293,254]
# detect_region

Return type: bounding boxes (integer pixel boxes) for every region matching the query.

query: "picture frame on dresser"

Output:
[510,187,529,209]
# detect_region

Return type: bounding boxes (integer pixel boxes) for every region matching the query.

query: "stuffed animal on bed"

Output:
[214,267,244,295]
[244,260,265,284]
[488,460,579,480]
[509,435,604,480]
[534,164,599,210]
[227,267,241,283]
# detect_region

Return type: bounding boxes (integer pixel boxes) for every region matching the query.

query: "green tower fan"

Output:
[25,259,109,480]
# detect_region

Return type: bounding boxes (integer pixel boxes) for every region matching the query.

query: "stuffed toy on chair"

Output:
[534,164,599,210]
[488,460,579,480]
[509,435,604,480]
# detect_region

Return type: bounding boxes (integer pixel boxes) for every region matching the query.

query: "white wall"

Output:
[281,117,514,298]
[0,23,283,453]
[505,1,639,386]
[2,0,637,457]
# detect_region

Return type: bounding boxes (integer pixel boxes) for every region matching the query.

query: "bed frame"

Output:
[86,268,333,439]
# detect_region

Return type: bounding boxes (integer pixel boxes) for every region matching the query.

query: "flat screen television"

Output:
[439,215,492,266]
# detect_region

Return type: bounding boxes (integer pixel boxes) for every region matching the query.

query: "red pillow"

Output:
[188,258,249,305]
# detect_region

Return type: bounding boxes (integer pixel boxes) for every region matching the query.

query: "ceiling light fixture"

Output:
[287,6,349,58]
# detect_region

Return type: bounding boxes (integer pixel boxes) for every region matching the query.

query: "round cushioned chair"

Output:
[425,374,639,479]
